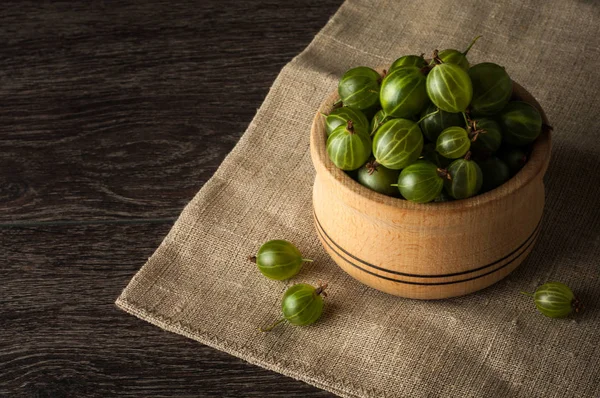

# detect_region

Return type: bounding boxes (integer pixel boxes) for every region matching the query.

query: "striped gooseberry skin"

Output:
[380,66,428,118]
[469,63,513,115]
[444,157,483,199]
[499,101,542,146]
[369,109,393,136]
[396,160,444,203]
[338,66,381,111]
[470,118,502,154]
[325,106,369,136]
[327,122,372,171]
[372,118,424,170]
[426,63,473,113]
[419,102,464,142]
[533,282,576,318]
[256,240,306,280]
[421,142,451,168]
[282,283,324,326]
[436,126,471,159]
[438,49,469,70]
[389,55,427,71]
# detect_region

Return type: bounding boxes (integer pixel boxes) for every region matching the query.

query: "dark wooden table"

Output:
[0,1,342,396]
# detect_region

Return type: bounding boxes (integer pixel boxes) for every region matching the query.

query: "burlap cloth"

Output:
[116,0,600,396]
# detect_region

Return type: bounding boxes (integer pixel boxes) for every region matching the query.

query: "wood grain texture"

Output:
[311,84,551,299]
[0,0,341,396]
[0,0,343,223]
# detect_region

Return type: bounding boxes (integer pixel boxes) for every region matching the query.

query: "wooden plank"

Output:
[0,0,343,222]
[0,223,334,397]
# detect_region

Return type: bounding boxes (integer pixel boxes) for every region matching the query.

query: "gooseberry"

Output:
[468,62,512,115]
[261,282,328,332]
[338,66,381,111]
[389,54,427,71]
[522,282,581,318]
[380,66,428,118]
[421,142,451,168]
[499,147,528,175]
[369,109,393,136]
[426,60,473,113]
[498,101,542,146]
[393,160,450,203]
[372,118,424,170]
[469,118,502,155]
[436,126,471,159]
[327,120,372,170]
[324,106,369,136]
[419,103,464,142]
[250,240,312,280]
[444,152,483,199]
[357,159,401,197]
[437,35,481,71]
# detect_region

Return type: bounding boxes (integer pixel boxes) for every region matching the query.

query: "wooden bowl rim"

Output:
[310,81,552,213]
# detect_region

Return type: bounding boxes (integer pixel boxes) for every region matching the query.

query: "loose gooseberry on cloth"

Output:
[444,152,483,199]
[393,160,450,203]
[327,120,372,170]
[437,35,481,71]
[250,240,312,280]
[468,62,512,115]
[499,101,543,146]
[380,66,428,118]
[372,118,424,170]
[338,66,381,111]
[522,282,581,318]
[324,106,370,136]
[261,282,328,332]
[436,126,471,159]
[426,59,473,113]
[357,159,401,197]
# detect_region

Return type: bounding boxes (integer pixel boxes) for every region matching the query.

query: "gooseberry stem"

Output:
[260,318,286,333]
[464,151,472,161]
[302,258,314,262]
[315,282,329,296]
[333,98,343,106]
[346,120,355,134]
[248,256,257,263]
[521,291,535,298]
[390,183,399,187]
[463,35,482,55]
[462,112,470,129]
[416,109,440,125]
[320,112,328,118]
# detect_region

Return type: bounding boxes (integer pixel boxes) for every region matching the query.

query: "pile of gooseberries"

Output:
[324,36,549,203]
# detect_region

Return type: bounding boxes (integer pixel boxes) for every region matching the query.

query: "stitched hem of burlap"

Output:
[115,297,392,398]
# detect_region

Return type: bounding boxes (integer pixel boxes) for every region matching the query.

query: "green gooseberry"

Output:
[389,54,427,71]
[421,142,451,168]
[380,66,428,118]
[419,102,464,142]
[251,240,312,280]
[372,118,424,170]
[338,66,381,111]
[436,126,471,159]
[324,106,369,136]
[426,62,473,113]
[444,153,483,199]
[261,282,328,331]
[470,118,502,155]
[469,62,512,115]
[357,159,401,197]
[392,160,449,203]
[369,109,393,136]
[477,156,511,192]
[499,147,528,175]
[499,101,543,146]
[436,36,481,71]
[327,121,372,170]
[522,282,581,318]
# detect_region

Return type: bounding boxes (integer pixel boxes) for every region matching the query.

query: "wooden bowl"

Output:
[310,82,551,299]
